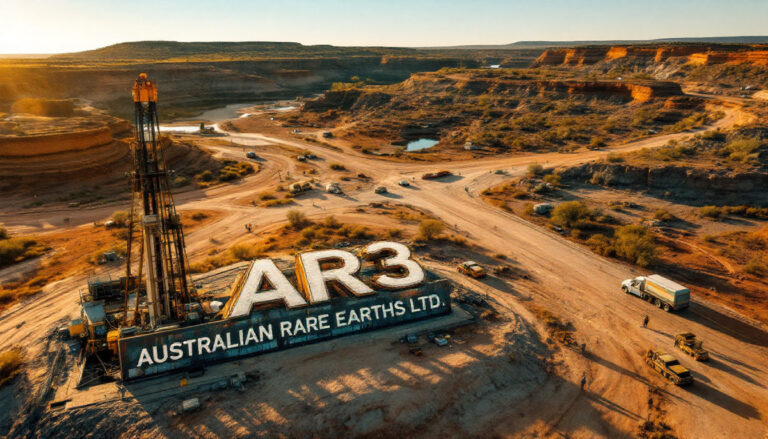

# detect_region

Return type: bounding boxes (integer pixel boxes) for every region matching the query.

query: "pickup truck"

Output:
[622,274,690,311]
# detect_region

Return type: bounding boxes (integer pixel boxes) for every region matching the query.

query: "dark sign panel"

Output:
[119,279,452,380]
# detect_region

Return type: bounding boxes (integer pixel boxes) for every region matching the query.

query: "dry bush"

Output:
[417,220,444,241]
[526,163,544,177]
[264,198,294,207]
[698,205,723,219]
[0,349,22,388]
[286,210,309,228]
[653,209,676,222]
[258,192,276,201]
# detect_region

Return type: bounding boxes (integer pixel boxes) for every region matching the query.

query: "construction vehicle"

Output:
[644,350,694,386]
[458,261,486,279]
[290,180,313,194]
[621,274,690,311]
[674,333,709,361]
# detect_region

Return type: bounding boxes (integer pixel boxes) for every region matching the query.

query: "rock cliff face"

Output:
[534,44,768,67]
[561,163,768,205]
[688,50,768,66]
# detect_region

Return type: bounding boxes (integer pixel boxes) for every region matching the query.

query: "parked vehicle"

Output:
[645,350,693,386]
[674,333,709,361]
[534,203,553,215]
[296,155,307,162]
[421,170,452,180]
[326,182,342,194]
[434,337,448,347]
[621,274,690,311]
[289,180,313,194]
[246,151,257,159]
[398,180,410,187]
[374,186,388,194]
[458,261,486,278]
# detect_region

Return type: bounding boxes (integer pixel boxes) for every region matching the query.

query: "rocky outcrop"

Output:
[561,163,768,205]
[533,47,608,66]
[537,80,681,102]
[535,44,768,67]
[689,50,768,66]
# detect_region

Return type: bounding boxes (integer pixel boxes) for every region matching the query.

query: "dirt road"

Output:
[1,103,766,438]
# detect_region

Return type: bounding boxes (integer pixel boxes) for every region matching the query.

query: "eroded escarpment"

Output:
[534,44,768,67]
[561,163,768,205]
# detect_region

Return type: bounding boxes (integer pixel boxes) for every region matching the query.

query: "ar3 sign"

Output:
[225,241,425,318]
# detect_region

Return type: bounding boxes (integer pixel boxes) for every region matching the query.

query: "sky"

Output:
[1,0,767,54]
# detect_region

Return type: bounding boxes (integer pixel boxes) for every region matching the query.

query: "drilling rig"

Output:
[70,74,198,361]
[129,73,192,327]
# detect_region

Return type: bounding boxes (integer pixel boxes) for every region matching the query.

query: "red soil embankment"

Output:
[0,127,112,157]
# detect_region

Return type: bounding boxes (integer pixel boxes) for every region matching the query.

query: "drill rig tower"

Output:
[130,73,192,327]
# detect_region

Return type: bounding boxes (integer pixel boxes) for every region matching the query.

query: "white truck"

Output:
[622,274,690,311]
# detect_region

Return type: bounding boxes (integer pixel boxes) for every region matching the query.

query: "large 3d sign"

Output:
[226,241,426,317]
[120,241,451,380]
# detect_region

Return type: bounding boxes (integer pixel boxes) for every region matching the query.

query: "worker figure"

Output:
[580,375,587,391]
[643,315,649,328]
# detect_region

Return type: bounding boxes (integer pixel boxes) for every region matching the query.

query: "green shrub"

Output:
[724,136,761,164]
[613,225,657,266]
[329,163,346,171]
[586,234,615,256]
[550,201,591,228]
